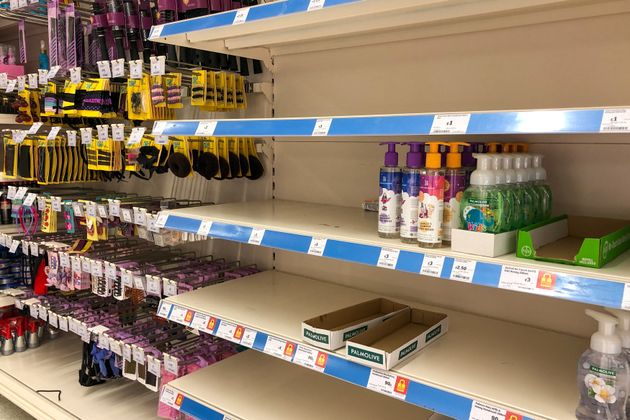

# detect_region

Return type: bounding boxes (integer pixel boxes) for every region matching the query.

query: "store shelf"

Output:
[0,333,159,420]
[152,106,630,137]
[0,114,17,125]
[158,200,630,309]
[148,0,627,65]
[158,270,584,419]
[163,350,434,420]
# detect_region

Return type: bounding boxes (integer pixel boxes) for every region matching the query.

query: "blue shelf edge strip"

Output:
[153,107,630,137]
[159,303,536,420]
[151,0,361,39]
[164,214,626,309]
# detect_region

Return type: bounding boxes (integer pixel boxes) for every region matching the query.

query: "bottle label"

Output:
[400,171,420,239]
[581,363,625,412]
[443,173,466,241]
[378,170,401,234]
[463,196,498,233]
[418,174,444,243]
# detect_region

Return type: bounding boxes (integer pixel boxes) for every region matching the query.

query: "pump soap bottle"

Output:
[400,143,424,243]
[532,154,552,220]
[442,142,469,245]
[607,308,630,419]
[461,154,506,233]
[378,143,402,238]
[418,142,445,248]
[576,309,629,420]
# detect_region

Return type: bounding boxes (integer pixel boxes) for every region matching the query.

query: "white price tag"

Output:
[121,208,133,223]
[430,113,471,135]
[152,121,167,135]
[71,257,81,274]
[67,130,77,146]
[240,328,257,348]
[150,55,166,76]
[498,266,539,292]
[105,263,117,280]
[72,202,83,217]
[133,346,145,364]
[80,128,92,145]
[27,73,38,89]
[146,275,162,295]
[147,356,161,377]
[600,109,630,133]
[312,118,332,136]
[48,312,58,328]
[263,336,295,361]
[133,207,147,226]
[11,130,26,144]
[97,205,108,219]
[14,298,24,310]
[36,196,45,211]
[450,258,477,283]
[37,69,48,86]
[0,73,7,89]
[97,125,109,141]
[81,324,91,343]
[248,228,265,245]
[232,7,250,24]
[149,25,164,39]
[293,345,327,372]
[60,252,70,268]
[111,59,125,78]
[16,75,26,91]
[97,60,112,79]
[15,186,28,200]
[58,316,69,332]
[133,275,145,291]
[91,260,104,278]
[197,220,213,236]
[128,127,146,145]
[164,355,178,375]
[129,60,144,79]
[194,121,217,136]
[111,124,125,141]
[123,344,132,361]
[109,339,122,356]
[307,237,327,256]
[121,270,133,287]
[21,240,29,256]
[23,193,36,207]
[155,134,169,145]
[157,301,173,319]
[29,304,39,318]
[5,79,16,93]
[30,242,39,257]
[189,312,214,333]
[86,201,96,217]
[420,254,446,277]
[146,214,159,233]
[163,279,178,297]
[160,386,182,410]
[377,248,400,270]
[9,0,17,10]
[215,320,239,342]
[27,122,43,135]
[7,186,16,200]
[9,240,19,254]
[170,306,194,326]
[108,200,121,217]
[17,0,26,7]
[47,65,61,80]
[81,258,91,274]
[367,370,409,400]
[155,213,168,229]
[47,126,61,140]
[38,305,47,320]
[97,333,109,350]
[69,67,81,84]
[469,401,520,420]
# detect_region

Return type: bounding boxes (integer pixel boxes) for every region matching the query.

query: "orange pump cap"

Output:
[445,142,470,169]
[425,141,449,169]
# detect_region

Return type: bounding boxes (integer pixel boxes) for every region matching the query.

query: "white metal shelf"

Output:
[0,334,159,420]
[158,270,585,419]
[163,350,434,420]
[148,0,627,66]
[158,199,630,309]
[0,114,17,125]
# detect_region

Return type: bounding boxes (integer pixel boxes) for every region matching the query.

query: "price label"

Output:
[133,207,147,226]
[151,121,167,136]
[81,258,91,274]
[17,0,26,7]
[133,346,145,365]
[450,258,477,283]
[469,401,522,420]
[164,355,178,375]
[307,237,327,256]
[11,130,26,144]
[15,186,28,200]
[189,312,213,333]
[80,128,92,145]
[146,275,162,295]
[5,79,16,93]
[498,266,539,292]
[59,252,70,268]
[430,113,471,135]
[160,386,182,410]
[97,124,109,141]
[377,248,400,270]
[81,324,92,343]
[48,312,59,328]
[600,109,630,133]
[27,73,38,89]
[312,118,332,136]
[170,306,194,325]
[38,305,47,320]
[111,59,125,78]
[0,73,7,89]
[240,328,258,348]
[147,356,161,377]
[86,201,96,217]
[7,186,16,200]
[109,339,122,356]
[248,228,265,245]
[155,213,169,229]
[23,193,36,207]
[133,275,145,291]
[233,7,250,24]
[149,25,164,39]
[14,298,24,310]
[29,304,39,318]
[105,263,117,280]
[157,301,173,319]
[293,345,328,372]
[97,333,110,350]
[97,205,108,219]
[121,208,133,223]
[27,122,43,135]
[97,60,112,78]
[146,215,159,233]
[197,220,213,236]
[263,336,295,361]
[194,121,218,136]
[123,344,132,361]
[129,60,143,79]
[128,127,146,145]
[9,0,17,9]
[111,124,125,142]
[215,320,240,342]
[9,240,19,254]
[36,196,45,211]
[72,202,83,217]
[17,75,26,91]
[71,257,81,274]
[91,260,104,278]
[367,370,409,400]
[47,65,61,80]
[21,240,29,256]
[37,69,48,86]
[58,316,69,332]
[67,130,77,146]
[47,126,61,140]
[108,200,121,217]
[121,270,133,287]
[30,242,39,257]
[163,279,178,297]
[150,55,166,76]
[420,255,446,277]
[154,134,169,145]
[70,67,81,84]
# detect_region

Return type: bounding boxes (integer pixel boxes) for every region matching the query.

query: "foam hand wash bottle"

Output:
[576,309,629,420]
[378,143,402,238]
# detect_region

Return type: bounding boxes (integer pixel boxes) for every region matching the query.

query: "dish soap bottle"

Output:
[531,154,552,220]
[576,309,629,420]
[400,142,424,243]
[442,142,469,245]
[378,142,402,238]
[461,154,505,233]
[418,142,445,248]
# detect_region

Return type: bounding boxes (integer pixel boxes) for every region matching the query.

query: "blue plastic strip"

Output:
[180,396,225,420]
[323,353,371,387]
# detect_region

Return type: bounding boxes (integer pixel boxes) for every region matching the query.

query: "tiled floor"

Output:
[0,396,33,419]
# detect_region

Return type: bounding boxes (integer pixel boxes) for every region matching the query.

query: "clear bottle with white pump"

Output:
[607,308,630,419]
[489,154,514,233]
[461,154,506,233]
[576,309,629,420]
[531,154,552,220]
[501,155,522,231]
[522,154,542,223]
[512,154,536,228]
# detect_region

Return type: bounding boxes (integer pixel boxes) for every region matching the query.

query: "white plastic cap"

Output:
[531,154,547,181]
[522,154,537,182]
[512,154,529,183]
[489,154,507,185]
[470,154,495,186]
[607,308,630,349]
[586,309,622,354]
[502,155,517,184]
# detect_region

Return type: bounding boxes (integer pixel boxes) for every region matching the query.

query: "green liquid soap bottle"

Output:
[576,309,628,420]
[400,143,424,244]
[501,155,522,231]
[461,154,505,233]
[378,142,402,239]
[489,153,514,233]
[512,154,535,228]
[418,142,446,248]
[522,154,542,224]
[532,154,552,220]
[442,142,470,245]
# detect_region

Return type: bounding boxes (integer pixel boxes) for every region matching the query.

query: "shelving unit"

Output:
[162,350,435,420]
[0,334,158,420]
[158,270,585,419]
[0,113,17,125]
[157,200,630,309]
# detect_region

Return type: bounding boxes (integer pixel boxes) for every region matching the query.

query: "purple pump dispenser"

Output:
[405,142,424,169]
[378,142,402,238]
[400,142,424,243]
[380,142,399,167]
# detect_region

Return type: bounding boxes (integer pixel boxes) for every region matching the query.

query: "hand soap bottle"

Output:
[442,142,469,245]
[418,142,445,248]
[607,308,630,419]
[512,154,535,228]
[378,142,402,238]
[532,154,552,220]
[400,142,424,243]
[489,153,514,233]
[461,154,505,233]
[501,154,522,231]
[576,309,629,420]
